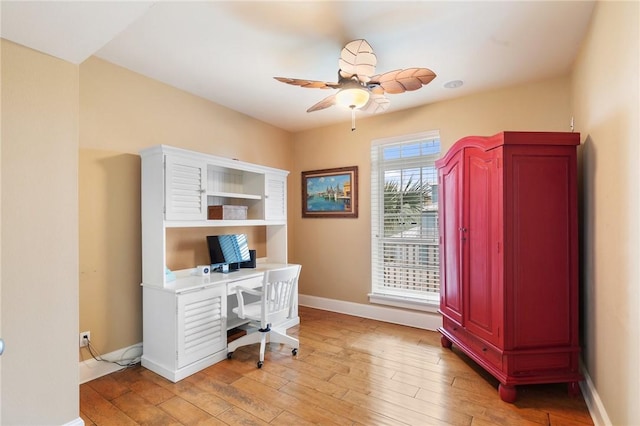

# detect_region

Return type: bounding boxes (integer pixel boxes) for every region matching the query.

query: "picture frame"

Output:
[302,166,358,218]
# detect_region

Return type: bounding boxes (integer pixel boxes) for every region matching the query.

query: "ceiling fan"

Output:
[274,39,436,130]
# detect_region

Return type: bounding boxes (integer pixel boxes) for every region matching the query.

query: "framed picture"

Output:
[302,166,358,218]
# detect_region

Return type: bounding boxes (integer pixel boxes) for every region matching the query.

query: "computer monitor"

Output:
[206,234,251,273]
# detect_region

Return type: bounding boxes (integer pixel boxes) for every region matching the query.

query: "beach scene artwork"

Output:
[302,167,358,218]
[306,174,352,211]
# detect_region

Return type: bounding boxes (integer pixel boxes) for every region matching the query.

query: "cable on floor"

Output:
[85,338,142,370]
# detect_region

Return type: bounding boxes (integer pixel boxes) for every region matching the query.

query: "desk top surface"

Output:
[142,263,298,294]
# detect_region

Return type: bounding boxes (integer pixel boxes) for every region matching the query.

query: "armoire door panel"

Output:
[464,148,501,345]
[438,151,463,323]
[507,153,573,348]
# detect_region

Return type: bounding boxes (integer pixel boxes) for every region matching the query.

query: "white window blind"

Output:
[371,131,441,306]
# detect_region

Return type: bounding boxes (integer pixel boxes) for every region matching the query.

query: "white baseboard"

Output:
[141,350,229,383]
[79,343,143,384]
[63,417,85,426]
[580,365,612,426]
[298,294,442,331]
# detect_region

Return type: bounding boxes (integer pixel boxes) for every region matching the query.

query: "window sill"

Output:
[368,293,440,313]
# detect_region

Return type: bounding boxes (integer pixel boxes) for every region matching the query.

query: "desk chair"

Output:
[227,264,301,368]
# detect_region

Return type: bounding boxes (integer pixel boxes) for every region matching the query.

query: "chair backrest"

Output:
[261,264,301,327]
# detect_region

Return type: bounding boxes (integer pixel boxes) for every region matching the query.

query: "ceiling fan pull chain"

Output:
[351,107,356,131]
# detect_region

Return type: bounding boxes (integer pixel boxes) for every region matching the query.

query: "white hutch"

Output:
[139,145,296,382]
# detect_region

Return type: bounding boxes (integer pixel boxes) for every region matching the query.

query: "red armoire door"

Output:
[438,149,463,324]
[503,145,577,350]
[463,147,502,347]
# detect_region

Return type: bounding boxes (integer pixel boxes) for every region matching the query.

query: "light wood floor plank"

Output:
[158,396,215,425]
[232,376,355,425]
[186,373,282,422]
[80,385,138,426]
[215,406,271,426]
[111,391,182,425]
[281,380,414,426]
[330,370,421,397]
[341,388,460,426]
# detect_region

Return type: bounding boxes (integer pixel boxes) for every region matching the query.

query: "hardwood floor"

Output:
[80,307,594,425]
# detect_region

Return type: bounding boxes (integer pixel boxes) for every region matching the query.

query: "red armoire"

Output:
[436,131,582,402]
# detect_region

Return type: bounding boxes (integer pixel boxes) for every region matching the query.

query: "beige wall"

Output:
[290,76,572,304]
[570,1,639,424]
[1,39,80,425]
[79,57,292,161]
[79,57,293,355]
[79,149,142,354]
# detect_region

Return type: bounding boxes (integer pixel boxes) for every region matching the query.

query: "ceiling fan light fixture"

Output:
[335,87,370,109]
[274,38,436,131]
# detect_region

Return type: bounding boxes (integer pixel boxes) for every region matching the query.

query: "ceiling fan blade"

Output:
[338,39,377,83]
[307,94,336,112]
[362,94,390,114]
[369,68,437,94]
[274,77,340,89]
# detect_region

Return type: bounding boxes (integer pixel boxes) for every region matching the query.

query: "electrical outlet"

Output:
[79,331,90,348]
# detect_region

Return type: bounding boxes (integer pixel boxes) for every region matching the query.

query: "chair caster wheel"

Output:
[292,348,298,356]
[227,352,233,360]
[257,361,263,368]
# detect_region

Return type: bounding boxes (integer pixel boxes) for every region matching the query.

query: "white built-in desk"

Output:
[141,263,299,382]
[139,145,293,382]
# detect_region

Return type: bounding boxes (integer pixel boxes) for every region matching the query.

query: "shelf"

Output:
[207,191,262,200]
[164,219,286,228]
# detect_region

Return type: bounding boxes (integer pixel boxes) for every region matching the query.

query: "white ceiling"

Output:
[1,1,595,132]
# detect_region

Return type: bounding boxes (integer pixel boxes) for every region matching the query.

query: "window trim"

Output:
[368,293,440,312]
[370,130,441,309]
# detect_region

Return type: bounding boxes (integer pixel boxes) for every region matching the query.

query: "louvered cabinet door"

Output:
[165,155,207,220]
[264,174,286,221]
[176,286,227,369]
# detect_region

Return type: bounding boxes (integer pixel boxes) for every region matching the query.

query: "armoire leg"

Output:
[440,335,452,349]
[568,381,581,397]
[498,384,517,403]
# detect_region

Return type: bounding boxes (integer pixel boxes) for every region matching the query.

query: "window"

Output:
[370,131,441,309]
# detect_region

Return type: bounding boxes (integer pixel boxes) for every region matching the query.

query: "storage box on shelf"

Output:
[208,205,248,220]
[139,145,295,382]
